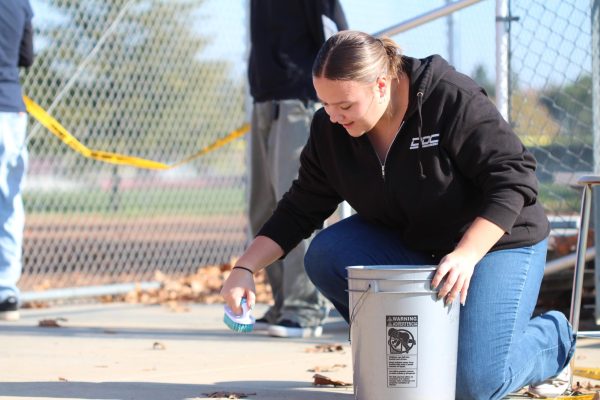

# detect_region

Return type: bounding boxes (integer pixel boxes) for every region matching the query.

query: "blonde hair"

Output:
[312,30,403,82]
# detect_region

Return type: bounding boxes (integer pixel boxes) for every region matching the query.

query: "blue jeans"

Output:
[0,112,28,302]
[304,215,576,400]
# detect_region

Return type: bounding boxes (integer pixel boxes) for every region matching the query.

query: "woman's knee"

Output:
[456,365,507,400]
[304,230,339,284]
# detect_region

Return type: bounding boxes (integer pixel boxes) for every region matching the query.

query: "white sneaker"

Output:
[267,319,323,338]
[529,365,571,398]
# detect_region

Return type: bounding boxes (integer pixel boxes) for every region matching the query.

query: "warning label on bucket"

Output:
[386,315,418,388]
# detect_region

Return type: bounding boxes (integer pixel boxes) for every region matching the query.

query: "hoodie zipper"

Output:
[370,121,405,181]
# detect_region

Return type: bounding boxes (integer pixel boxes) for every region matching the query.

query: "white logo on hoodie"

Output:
[410,134,440,150]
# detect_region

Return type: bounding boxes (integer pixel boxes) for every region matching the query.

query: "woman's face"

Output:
[313,76,383,137]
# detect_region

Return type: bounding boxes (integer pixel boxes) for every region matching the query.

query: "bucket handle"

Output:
[348,282,373,343]
[347,282,439,342]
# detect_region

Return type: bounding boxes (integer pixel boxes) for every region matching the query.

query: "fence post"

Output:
[592,0,600,325]
[495,0,510,122]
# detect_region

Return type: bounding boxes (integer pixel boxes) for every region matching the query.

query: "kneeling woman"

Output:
[221,30,575,399]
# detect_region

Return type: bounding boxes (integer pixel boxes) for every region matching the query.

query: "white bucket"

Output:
[347,265,460,400]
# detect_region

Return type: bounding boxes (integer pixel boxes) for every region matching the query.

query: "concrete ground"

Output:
[0,303,598,400]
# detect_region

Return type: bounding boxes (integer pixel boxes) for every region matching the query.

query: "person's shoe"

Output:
[267,319,323,338]
[253,316,271,331]
[529,365,571,398]
[0,296,20,321]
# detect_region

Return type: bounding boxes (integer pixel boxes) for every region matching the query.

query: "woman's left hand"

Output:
[431,217,506,306]
[431,250,478,306]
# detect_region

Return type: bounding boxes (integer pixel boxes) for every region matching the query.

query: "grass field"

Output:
[23,186,246,216]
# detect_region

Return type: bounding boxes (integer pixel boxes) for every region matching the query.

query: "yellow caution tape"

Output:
[545,367,600,400]
[575,367,600,381]
[24,96,249,170]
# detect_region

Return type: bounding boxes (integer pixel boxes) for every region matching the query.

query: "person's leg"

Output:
[456,238,576,400]
[0,112,28,320]
[304,214,437,323]
[248,101,282,324]
[268,99,328,329]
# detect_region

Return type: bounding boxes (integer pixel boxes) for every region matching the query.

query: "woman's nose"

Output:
[329,111,341,124]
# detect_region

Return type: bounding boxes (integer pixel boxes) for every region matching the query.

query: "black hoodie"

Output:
[258,55,550,256]
[248,0,348,102]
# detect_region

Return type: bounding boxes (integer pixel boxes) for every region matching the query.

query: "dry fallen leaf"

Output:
[312,373,352,387]
[38,318,67,327]
[308,364,347,372]
[165,300,190,313]
[90,263,273,306]
[152,341,166,350]
[23,260,275,310]
[203,391,256,399]
[305,343,345,353]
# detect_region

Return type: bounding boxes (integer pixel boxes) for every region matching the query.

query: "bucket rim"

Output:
[346,277,432,282]
[346,265,437,271]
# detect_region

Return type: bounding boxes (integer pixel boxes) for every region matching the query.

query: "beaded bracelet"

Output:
[233,266,254,275]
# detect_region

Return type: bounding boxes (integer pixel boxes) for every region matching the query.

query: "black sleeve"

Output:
[19,20,34,68]
[258,117,343,255]
[445,89,539,233]
[303,0,348,46]
[329,0,349,31]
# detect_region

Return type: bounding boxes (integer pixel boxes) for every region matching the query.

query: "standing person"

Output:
[223,30,576,398]
[247,0,347,338]
[0,0,34,321]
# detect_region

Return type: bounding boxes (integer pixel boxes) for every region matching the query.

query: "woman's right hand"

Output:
[220,268,257,315]
[220,235,285,314]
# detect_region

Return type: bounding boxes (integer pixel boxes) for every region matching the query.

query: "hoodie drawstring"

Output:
[416,91,426,180]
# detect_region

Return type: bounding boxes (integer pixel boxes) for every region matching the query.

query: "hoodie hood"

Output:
[404,55,455,111]
[402,55,454,180]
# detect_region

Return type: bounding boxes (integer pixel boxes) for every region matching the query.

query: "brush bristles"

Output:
[223,298,254,333]
[223,314,254,333]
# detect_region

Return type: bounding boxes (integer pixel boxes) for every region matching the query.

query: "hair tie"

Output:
[233,266,254,275]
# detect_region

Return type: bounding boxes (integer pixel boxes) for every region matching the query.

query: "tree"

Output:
[471,64,495,98]
[538,74,593,143]
[24,0,246,162]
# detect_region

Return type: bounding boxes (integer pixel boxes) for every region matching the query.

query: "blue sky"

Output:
[341,0,496,78]
[193,0,498,81]
[343,0,592,87]
[30,0,590,88]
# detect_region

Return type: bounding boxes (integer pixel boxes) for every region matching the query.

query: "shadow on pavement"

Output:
[0,381,354,400]
[0,317,349,342]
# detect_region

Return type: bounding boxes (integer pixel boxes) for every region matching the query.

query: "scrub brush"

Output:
[223,297,255,333]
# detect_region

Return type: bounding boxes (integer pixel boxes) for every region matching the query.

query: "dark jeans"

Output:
[304,214,576,400]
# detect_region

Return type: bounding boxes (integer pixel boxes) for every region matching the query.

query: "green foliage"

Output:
[24,0,246,159]
[538,182,580,213]
[537,74,593,142]
[471,64,495,98]
[24,186,245,216]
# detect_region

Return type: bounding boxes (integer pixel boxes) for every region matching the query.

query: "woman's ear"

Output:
[377,76,387,97]
[375,76,388,104]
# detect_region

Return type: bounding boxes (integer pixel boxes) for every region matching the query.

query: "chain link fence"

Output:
[19,0,595,299]
[508,0,596,321]
[510,0,593,216]
[21,0,248,295]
